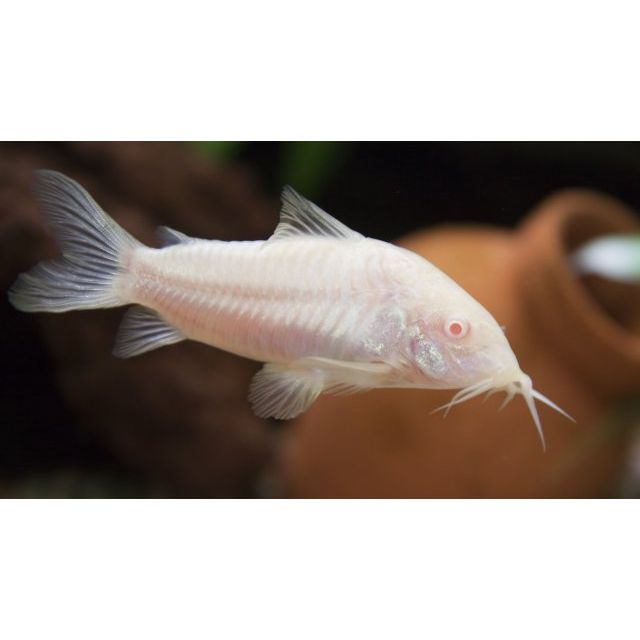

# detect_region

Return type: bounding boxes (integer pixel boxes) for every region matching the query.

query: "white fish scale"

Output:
[305,245,334,347]
[261,242,318,358]
[324,250,356,356]
[126,237,407,363]
[302,241,394,360]
[286,242,352,357]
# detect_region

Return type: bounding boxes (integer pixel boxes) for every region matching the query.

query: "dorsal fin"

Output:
[157,226,197,247]
[268,186,364,242]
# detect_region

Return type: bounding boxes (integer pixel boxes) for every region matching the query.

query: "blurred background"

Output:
[1,142,639,497]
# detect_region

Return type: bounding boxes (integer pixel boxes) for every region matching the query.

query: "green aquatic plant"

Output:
[278,142,348,198]
[192,141,349,198]
[191,141,247,159]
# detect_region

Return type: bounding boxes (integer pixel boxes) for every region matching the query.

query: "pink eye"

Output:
[445,317,468,339]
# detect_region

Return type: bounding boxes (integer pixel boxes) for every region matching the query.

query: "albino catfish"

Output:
[9,171,573,448]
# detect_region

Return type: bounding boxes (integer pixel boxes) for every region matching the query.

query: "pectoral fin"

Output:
[248,357,393,420]
[249,361,325,420]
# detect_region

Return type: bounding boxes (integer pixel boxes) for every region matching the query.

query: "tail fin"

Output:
[8,170,141,313]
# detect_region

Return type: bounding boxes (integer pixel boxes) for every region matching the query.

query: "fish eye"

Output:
[445,317,469,339]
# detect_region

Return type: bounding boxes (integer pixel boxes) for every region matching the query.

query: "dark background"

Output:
[1,141,639,496]
[239,142,640,238]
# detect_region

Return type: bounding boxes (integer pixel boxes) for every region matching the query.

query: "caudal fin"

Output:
[8,170,141,313]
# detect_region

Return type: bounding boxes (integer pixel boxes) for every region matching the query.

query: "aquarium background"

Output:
[1,141,639,497]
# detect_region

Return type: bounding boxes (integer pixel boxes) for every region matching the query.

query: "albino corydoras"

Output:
[9,171,573,448]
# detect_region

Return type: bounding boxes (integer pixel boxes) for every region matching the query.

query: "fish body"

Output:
[126,238,478,376]
[9,171,572,445]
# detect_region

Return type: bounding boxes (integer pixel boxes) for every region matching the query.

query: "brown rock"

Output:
[1,142,276,497]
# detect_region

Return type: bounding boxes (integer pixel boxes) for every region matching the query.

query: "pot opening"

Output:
[562,214,640,335]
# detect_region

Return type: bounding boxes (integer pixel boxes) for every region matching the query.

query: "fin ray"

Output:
[8,170,140,313]
[268,186,364,242]
[113,305,185,358]
[248,356,392,419]
[157,226,197,247]
[249,362,324,420]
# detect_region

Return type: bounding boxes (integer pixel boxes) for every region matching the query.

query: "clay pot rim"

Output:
[521,188,640,387]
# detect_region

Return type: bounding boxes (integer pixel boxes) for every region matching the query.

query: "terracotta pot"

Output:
[279,190,640,498]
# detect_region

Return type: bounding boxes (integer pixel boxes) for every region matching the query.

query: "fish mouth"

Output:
[431,372,575,451]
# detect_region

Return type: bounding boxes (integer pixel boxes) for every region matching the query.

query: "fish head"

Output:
[406,296,519,389]
[404,289,573,449]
